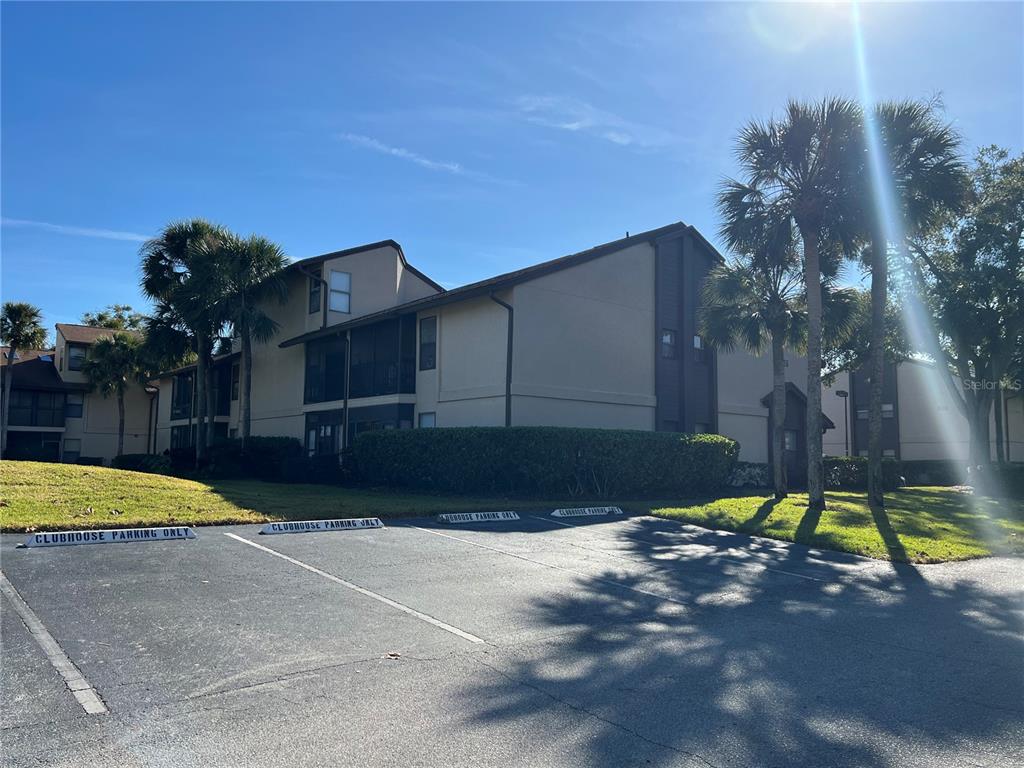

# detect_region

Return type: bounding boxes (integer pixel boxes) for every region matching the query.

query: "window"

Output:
[693,335,706,363]
[170,425,195,450]
[660,329,677,359]
[883,448,896,458]
[784,429,798,451]
[68,344,87,371]
[308,267,322,314]
[32,392,65,427]
[882,403,894,418]
[857,449,868,457]
[230,363,240,401]
[305,410,343,457]
[171,373,194,420]
[9,390,33,426]
[856,408,868,420]
[63,439,81,463]
[419,317,437,371]
[329,270,351,313]
[694,422,710,434]
[65,392,84,418]
[418,411,436,428]
[304,337,346,403]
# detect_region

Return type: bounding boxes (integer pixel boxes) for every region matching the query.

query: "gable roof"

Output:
[56,323,141,345]
[0,348,81,391]
[280,221,714,348]
[285,239,444,293]
[760,383,836,430]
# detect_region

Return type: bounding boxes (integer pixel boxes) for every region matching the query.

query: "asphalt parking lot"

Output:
[2,512,1022,768]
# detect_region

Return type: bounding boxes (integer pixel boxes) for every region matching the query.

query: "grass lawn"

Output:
[0,460,657,533]
[652,488,1024,563]
[3,461,1021,563]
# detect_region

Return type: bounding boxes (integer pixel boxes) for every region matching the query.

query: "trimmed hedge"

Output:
[902,460,966,487]
[824,456,902,491]
[729,461,770,489]
[204,437,306,481]
[352,427,739,498]
[112,453,172,474]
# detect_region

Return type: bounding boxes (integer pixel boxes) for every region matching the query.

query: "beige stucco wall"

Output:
[716,348,811,463]
[822,371,851,457]
[61,382,153,461]
[509,242,656,430]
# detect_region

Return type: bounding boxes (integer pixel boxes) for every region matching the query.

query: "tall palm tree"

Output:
[1,302,48,457]
[701,233,805,499]
[721,98,863,512]
[209,234,288,450]
[859,100,964,508]
[81,332,148,457]
[140,220,229,465]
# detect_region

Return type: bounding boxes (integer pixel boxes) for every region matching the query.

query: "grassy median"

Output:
[0,460,640,533]
[3,461,1021,563]
[652,488,1024,563]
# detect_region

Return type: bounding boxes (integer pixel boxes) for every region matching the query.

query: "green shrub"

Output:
[76,456,104,467]
[205,436,305,480]
[901,460,966,486]
[824,456,902,490]
[352,427,739,498]
[729,461,770,488]
[112,453,172,474]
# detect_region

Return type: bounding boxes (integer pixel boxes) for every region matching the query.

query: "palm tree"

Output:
[81,332,148,457]
[1,302,48,457]
[701,232,805,499]
[859,100,964,508]
[140,220,229,465]
[721,98,863,511]
[211,234,288,450]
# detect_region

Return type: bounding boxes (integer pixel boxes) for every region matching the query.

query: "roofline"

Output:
[285,239,445,293]
[156,350,240,379]
[280,222,714,349]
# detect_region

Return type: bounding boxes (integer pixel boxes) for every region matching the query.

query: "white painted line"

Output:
[527,515,822,582]
[223,533,485,644]
[260,518,383,535]
[552,506,623,517]
[406,525,691,607]
[23,526,196,548]
[0,571,108,715]
[438,511,519,524]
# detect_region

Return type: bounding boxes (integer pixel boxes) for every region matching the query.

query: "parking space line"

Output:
[405,525,691,607]
[0,571,108,715]
[525,515,823,582]
[223,533,486,644]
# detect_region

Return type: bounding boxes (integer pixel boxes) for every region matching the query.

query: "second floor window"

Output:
[65,392,84,418]
[419,317,437,370]
[230,362,240,401]
[308,267,321,314]
[329,270,351,313]
[68,344,87,371]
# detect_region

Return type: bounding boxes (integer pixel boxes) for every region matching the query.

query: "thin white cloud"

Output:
[338,132,465,175]
[336,133,517,186]
[1,217,151,242]
[516,95,681,151]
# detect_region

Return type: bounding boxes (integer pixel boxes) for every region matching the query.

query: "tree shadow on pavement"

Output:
[460,518,1024,767]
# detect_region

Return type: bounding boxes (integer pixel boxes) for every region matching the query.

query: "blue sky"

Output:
[2,2,1021,332]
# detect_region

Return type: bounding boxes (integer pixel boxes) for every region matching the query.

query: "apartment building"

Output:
[152,222,820,467]
[1,324,156,463]
[823,360,1024,463]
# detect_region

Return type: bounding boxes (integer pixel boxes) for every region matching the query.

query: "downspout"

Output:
[342,330,351,449]
[489,293,513,427]
[145,386,157,454]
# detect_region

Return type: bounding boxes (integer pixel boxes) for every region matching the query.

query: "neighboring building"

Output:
[152,223,822,465]
[1,324,156,464]
[822,360,1024,463]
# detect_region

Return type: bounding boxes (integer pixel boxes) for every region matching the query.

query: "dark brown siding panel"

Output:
[654,234,717,433]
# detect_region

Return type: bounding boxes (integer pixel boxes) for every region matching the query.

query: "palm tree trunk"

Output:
[1,345,15,457]
[117,389,125,457]
[195,335,209,466]
[867,235,887,509]
[771,332,788,500]
[800,226,826,512]
[241,329,253,451]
